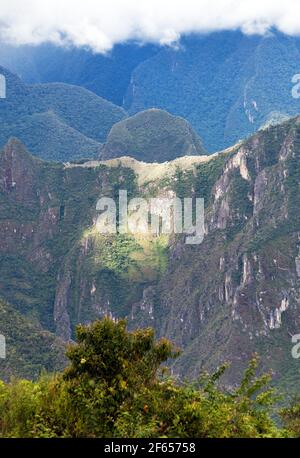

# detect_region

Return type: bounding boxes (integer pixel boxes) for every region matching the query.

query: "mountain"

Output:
[99,108,206,162]
[1,116,300,391]
[125,31,300,152]
[0,42,159,106]
[0,298,66,381]
[0,66,127,161]
[3,31,300,152]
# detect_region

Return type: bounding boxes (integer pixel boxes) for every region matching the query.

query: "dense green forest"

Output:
[0,66,126,161]
[0,317,299,438]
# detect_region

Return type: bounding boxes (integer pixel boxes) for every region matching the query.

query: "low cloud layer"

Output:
[0,0,300,52]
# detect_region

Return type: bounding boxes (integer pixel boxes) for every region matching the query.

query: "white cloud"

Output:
[0,0,300,52]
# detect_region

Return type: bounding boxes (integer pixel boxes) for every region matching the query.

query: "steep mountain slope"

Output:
[130,118,300,390]
[0,42,159,106]
[4,31,300,153]
[28,83,127,143]
[2,111,102,162]
[99,109,206,162]
[0,138,140,336]
[0,298,66,381]
[125,31,300,152]
[0,66,127,161]
[1,116,300,391]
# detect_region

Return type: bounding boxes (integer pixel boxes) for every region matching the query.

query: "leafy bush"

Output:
[0,318,289,438]
[280,398,300,437]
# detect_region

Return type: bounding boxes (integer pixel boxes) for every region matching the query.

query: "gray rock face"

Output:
[1,116,300,391]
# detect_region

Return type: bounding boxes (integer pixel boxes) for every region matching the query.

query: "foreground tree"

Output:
[0,318,286,437]
[280,398,300,437]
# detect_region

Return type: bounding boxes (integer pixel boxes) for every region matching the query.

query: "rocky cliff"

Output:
[1,117,300,389]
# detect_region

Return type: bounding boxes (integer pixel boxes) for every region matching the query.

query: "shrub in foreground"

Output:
[0,318,289,438]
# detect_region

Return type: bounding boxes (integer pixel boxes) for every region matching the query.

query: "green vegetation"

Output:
[225,171,253,240]
[93,234,142,275]
[125,31,300,152]
[0,298,66,381]
[194,154,228,203]
[281,399,300,437]
[100,109,206,162]
[3,31,300,155]
[1,117,300,400]
[0,41,159,106]
[286,126,300,230]
[0,317,290,438]
[0,66,127,161]
[152,153,227,203]
[91,233,168,281]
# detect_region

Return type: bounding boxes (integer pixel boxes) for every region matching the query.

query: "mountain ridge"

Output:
[0,66,127,161]
[1,116,300,391]
[4,31,300,152]
[99,108,206,162]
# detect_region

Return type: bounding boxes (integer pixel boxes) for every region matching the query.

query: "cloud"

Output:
[0,0,299,52]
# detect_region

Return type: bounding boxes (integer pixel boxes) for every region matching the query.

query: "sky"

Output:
[0,0,300,52]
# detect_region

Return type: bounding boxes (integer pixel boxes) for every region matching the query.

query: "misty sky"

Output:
[0,0,299,52]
